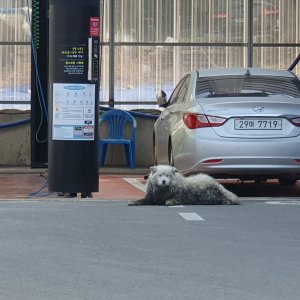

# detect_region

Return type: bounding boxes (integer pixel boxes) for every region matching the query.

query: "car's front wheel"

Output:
[168,141,174,167]
[152,134,157,165]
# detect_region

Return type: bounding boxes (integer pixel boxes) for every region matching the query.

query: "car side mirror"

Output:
[156,90,168,107]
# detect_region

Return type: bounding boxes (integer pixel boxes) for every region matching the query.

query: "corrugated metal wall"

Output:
[0,0,299,109]
[0,0,31,110]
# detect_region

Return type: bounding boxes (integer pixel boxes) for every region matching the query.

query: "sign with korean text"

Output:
[52,83,95,141]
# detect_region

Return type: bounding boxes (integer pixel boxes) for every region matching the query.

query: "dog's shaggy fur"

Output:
[128,165,239,206]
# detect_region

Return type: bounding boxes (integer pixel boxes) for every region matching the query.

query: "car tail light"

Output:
[183,113,227,129]
[202,159,223,164]
[289,117,300,127]
[295,159,300,163]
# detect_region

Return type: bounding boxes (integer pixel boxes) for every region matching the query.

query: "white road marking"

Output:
[123,178,147,192]
[265,201,300,205]
[168,205,185,208]
[240,197,300,201]
[178,212,205,221]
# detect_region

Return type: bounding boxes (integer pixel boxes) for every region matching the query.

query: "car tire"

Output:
[168,142,174,167]
[279,178,297,185]
[153,134,157,165]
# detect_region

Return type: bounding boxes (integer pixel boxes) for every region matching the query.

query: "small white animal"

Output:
[128,165,239,206]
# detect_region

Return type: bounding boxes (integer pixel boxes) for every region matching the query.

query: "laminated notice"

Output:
[52,83,95,141]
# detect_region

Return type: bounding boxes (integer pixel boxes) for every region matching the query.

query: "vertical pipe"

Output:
[208,0,211,68]
[243,0,247,66]
[109,0,114,107]
[173,0,177,85]
[225,0,229,67]
[248,0,253,67]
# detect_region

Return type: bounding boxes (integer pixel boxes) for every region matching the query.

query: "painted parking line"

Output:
[265,200,300,205]
[240,197,300,201]
[123,178,147,192]
[178,212,205,221]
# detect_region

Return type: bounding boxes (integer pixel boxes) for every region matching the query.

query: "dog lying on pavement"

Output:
[128,165,239,206]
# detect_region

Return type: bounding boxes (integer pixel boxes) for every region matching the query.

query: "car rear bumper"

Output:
[195,158,300,179]
[175,135,300,179]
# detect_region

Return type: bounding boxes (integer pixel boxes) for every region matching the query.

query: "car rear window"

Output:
[196,76,300,98]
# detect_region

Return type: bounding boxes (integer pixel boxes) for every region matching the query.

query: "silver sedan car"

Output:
[153,68,300,184]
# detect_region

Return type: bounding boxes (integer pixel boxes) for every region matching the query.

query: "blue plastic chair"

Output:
[99,109,137,169]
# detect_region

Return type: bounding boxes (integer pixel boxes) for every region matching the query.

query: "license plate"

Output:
[234,119,282,130]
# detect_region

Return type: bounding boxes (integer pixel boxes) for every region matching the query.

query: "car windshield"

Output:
[196,76,300,98]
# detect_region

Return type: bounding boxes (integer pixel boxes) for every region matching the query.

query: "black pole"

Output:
[108,0,115,107]
[48,0,100,194]
[248,0,253,68]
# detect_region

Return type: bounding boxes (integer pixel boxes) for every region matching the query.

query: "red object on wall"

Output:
[90,17,100,37]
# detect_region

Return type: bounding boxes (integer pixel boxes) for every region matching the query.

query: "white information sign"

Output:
[52,83,95,140]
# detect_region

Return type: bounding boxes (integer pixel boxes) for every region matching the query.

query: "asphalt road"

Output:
[0,199,299,300]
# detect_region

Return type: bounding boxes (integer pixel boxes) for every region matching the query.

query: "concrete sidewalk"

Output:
[0,167,148,200]
[2,166,300,201]
[0,166,149,175]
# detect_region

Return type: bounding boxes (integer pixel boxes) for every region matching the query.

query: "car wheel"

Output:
[153,134,157,165]
[168,142,174,167]
[279,178,297,185]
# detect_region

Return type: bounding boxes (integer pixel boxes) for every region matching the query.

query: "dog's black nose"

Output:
[162,179,166,185]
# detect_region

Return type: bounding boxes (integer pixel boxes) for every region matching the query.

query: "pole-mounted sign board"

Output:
[48,0,100,194]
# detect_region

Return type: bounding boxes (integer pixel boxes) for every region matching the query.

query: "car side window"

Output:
[168,75,190,105]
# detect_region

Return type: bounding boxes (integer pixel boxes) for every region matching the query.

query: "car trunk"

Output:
[198,97,300,139]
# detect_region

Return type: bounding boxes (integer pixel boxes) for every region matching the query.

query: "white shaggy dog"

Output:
[128,165,239,206]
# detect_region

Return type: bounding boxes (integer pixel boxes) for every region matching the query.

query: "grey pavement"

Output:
[0,200,299,300]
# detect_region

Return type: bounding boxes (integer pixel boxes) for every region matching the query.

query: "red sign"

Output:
[90,17,100,37]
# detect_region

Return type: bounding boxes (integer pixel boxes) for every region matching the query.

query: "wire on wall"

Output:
[28,0,48,144]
